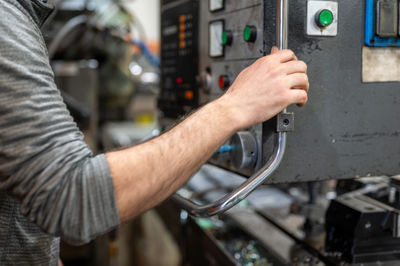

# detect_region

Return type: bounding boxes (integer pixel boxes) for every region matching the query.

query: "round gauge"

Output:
[209,0,225,12]
[209,20,224,58]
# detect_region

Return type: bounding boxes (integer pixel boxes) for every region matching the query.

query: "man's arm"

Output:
[0,0,120,245]
[0,0,308,245]
[108,48,309,221]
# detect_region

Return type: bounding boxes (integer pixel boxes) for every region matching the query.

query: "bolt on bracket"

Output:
[277,112,295,132]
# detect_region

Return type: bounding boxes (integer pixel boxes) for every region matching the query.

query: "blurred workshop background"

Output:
[44,1,180,265]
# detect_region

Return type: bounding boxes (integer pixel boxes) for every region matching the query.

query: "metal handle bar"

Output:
[171,0,290,217]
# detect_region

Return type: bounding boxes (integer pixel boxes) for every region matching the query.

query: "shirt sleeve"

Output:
[0,0,120,245]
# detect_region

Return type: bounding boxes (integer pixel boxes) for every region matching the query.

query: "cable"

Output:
[48,15,89,59]
[128,38,160,67]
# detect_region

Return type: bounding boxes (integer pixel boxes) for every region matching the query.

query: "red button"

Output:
[219,75,230,90]
[176,77,183,84]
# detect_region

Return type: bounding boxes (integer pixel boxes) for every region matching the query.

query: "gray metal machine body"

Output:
[197,0,400,182]
[261,1,399,183]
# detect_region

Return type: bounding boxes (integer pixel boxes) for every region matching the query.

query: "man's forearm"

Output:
[106,97,238,222]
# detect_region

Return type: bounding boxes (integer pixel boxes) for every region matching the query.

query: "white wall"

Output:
[123,0,161,42]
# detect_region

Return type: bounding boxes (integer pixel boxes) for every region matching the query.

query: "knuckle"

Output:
[277,79,288,89]
[262,56,273,67]
[300,73,309,84]
[285,49,295,58]
[260,55,270,63]
[256,56,266,65]
[255,56,270,69]
[277,92,288,106]
[300,91,308,103]
[282,89,293,104]
[241,67,250,75]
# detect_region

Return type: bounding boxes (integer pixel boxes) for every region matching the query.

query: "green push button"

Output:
[316,9,334,28]
[222,30,233,46]
[244,25,257,42]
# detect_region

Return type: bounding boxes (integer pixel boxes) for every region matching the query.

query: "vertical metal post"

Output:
[276,0,292,131]
[277,0,289,50]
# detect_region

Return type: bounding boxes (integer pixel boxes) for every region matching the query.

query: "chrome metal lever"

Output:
[172,132,287,217]
[277,0,289,50]
[171,0,290,217]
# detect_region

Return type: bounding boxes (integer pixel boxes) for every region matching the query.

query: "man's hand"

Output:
[218,47,309,130]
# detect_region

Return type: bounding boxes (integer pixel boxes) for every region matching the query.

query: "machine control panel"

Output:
[160,0,400,183]
[205,0,264,174]
[158,0,199,118]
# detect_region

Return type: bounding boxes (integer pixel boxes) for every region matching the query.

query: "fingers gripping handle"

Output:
[171,0,290,217]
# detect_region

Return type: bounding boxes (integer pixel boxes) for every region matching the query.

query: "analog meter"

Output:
[209,0,225,12]
[209,20,224,57]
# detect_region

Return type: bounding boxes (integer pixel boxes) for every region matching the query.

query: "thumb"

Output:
[270,46,279,54]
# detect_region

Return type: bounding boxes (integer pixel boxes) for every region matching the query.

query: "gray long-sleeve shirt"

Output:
[0,0,120,264]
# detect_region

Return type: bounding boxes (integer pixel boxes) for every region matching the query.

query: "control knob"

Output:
[230,131,258,170]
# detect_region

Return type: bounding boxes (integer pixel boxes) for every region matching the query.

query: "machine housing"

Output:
[159,0,400,183]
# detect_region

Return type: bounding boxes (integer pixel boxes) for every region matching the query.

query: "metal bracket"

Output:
[277,112,294,132]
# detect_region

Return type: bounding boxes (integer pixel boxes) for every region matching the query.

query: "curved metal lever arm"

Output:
[172,132,287,217]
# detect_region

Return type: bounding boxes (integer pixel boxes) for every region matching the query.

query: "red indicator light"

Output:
[219,75,229,90]
[219,77,224,89]
[176,77,183,84]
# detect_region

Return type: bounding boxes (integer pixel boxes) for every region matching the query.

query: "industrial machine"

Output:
[159,0,400,213]
[325,177,400,264]
[158,0,400,265]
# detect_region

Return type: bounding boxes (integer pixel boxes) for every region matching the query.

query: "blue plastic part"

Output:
[129,38,160,67]
[216,145,232,154]
[365,0,400,47]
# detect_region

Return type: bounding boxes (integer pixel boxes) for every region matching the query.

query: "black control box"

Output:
[159,0,199,118]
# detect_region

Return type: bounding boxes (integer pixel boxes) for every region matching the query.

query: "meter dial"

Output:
[209,20,224,58]
[209,0,225,12]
